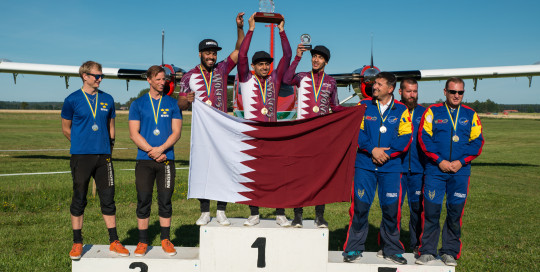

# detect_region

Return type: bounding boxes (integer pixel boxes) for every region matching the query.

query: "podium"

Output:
[73,218,454,272]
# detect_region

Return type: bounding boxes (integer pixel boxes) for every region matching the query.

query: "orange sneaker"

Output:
[134,242,148,257]
[69,243,83,260]
[109,240,129,256]
[161,239,176,256]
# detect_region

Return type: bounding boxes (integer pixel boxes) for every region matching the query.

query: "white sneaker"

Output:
[196,212,211,226]
[276,215,291,227]
[216,210,231,226]
[244,215,260,226]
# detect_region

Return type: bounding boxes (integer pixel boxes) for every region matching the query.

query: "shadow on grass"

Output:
[329,224,411,252]
[172,224,199,247]
[473,162,539,167]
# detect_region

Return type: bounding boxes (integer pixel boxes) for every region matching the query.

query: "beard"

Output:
[402,97,418,110]
[200,56,215,71]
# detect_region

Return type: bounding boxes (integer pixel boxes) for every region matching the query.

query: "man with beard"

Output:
[342,72,412,265]
[178,12,245,226]
[283,44,345,228]
[416,77,484,267]
[237,12,292,227]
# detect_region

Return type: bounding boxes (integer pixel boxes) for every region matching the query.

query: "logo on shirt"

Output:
[100,102,109,111]
[357,189,365,199]
[428,190,436,200]
[415,117,422,124]
[160,108,170,117]
[386,192,398,198]
[366,116,377,121]
[388,116,398,124]
[454,192,467,198]
[459,118,469,126]
[434,119,448,124]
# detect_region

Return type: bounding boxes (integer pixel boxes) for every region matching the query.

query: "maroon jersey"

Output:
[237,30,292,122]
[179,56,236,113]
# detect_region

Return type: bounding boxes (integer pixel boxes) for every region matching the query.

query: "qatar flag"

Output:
[187,99,366,208]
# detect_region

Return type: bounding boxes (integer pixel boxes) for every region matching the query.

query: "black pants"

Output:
[135,160,175,219]
[199,199,227,212]
[294,205,325,216]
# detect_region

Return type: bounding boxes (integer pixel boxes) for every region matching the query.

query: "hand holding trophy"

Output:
[254,0,284,24]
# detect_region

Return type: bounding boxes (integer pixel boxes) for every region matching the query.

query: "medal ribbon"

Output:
[81,89,98,121]
[254,76,268,105]
[148,93,162,127]
[199,65,213,98]
[445,103,460,135]
[311,71,325,102]
[376,99,394,123]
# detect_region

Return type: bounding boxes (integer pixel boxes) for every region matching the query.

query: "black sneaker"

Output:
[342,251,362,262]
[314,215,328,228]
[383,253,407,265]
[291,213,303,228]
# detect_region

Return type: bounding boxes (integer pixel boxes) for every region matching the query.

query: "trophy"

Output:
[254,0,284,24]
[300,34,312,50]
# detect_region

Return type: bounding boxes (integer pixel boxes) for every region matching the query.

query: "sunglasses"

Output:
[86,73,105,80]
[447,90,464,95]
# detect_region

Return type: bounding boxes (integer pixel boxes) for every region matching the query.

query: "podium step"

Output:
[72,244,200,272]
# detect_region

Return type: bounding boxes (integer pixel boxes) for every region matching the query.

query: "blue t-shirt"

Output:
[129,93,182,160]
[61,89,116,154]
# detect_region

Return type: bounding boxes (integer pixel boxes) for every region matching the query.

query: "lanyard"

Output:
[310,71,325,102]
[148,93,162,127]
[254,76,268,105]
[81,89,98,121]
[445,103,460,134]
[376,99,394,123]
[199,65,213,97]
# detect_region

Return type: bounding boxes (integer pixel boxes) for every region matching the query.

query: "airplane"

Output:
[2,32,540,121]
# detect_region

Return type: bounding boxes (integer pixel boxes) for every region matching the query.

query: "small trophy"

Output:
[300,34,312,50]
[254,0,284,24]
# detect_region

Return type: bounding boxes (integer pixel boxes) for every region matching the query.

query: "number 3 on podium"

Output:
[251,237,266,268]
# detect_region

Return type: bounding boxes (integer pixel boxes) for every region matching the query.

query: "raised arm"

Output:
[274,19,292,81]
[283,44,307,86]
[229,12,245,64]
[237,13,256,82]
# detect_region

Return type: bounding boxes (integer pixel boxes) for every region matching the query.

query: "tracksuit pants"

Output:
[419,174,470,259]
[344,168,405,255]
[400,172,424,250]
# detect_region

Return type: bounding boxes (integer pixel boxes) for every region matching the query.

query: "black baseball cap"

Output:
[199,39,222,52]
[310,45,330,62]
[252,51,274,64]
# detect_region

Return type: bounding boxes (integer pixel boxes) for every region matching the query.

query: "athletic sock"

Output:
[161,227,171,241]
[139,229,149,244]
[73,229,83,244]
[108,227,119,243]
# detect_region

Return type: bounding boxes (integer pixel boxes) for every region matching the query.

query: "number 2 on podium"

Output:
[251,237,266,268]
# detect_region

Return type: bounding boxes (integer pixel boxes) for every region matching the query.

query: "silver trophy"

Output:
[255,0,283,23]
[259,0,275,13]
[300,34,312,50]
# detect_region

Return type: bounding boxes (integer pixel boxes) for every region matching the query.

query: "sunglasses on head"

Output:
[86,73,105,80]
[447,90,464,95]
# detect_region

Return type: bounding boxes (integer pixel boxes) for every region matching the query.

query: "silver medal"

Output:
[379,125,387,133]
[92,123,99,131]
[153,128,160,136]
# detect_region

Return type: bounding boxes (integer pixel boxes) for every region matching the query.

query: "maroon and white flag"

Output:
[187,99,366,208]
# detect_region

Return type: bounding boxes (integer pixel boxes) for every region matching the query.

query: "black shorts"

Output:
[135,160,176,219]
[70,154,115,216]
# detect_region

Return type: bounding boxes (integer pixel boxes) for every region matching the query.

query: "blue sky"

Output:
[1,0,539,104]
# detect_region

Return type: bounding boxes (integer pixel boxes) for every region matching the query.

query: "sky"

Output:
[1,0,539,104]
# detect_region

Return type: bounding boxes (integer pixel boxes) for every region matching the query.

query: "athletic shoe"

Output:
[134,242,148,257]
[69,243,83,260]
[413,246,419,257]
[196,212,211,226]
[161,239,177,256]
[342,250,362,262]
[441,254,458,266]
[384,254,407,264]
[314,215,328,228]
[291,213,303,228]
[376,249,383,258]
[415,254,436,265]
[276,215,291,227]
[244,215,260,226]
[109,240,129,256]
[216,210,231,226]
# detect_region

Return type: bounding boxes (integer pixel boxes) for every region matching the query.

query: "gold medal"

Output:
[452,135,459,142]
[313,106,320,113]
[205,100,212,106]
[261,107,268,115]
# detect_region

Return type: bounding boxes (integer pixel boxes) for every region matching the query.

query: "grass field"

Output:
[0,112,539,271]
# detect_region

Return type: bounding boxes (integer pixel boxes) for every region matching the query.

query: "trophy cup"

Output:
[254,0,284,24]
[300,34,312,50]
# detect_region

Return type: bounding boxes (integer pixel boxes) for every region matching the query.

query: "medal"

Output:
[311,71,325,110]
[452,135,459,142]
[380,125,387,133]
[255,76,270,116]
[199,65,214,105]
[261,107,268,115]
[205,100,212,106]
[376,99,394,135]
[313,106,320,113]
[445,103,461,144]
[81,89,99,132]
[149,93,163,137]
